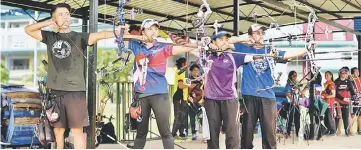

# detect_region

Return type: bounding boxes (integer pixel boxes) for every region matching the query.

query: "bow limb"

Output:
[304,7,319,75]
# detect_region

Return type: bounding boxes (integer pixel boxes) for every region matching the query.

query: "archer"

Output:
[124,18,202,149]
[231,24,311,149]
[202,31,264,149]
[24,3,139,149]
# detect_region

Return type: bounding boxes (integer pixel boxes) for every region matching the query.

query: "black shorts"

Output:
[51,90,90,128]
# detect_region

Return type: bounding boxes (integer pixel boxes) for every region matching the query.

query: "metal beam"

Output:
[82,5,88,93]
[341,0,361,10]
[106,2,189,26]
[172,0,234,17]
[233,0,240,36]
[1,0,186,34]
[161,1,262,23]
[87,0,98,148]
[180,10,358,28]
[244,0,308,22]
[261,0,361,35]
[77,0,118,11]
[95,13,186,34]
[216,1,263,10]
[172,0,269,26]
[357,17,361,75]
[295,0,343,18]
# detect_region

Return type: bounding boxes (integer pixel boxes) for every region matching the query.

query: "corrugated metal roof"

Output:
[1,0,361,36]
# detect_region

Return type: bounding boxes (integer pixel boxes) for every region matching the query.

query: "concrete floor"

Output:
[97,133,361,149]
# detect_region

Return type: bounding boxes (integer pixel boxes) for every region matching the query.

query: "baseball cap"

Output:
[248,24,268,35]
[210,31,231,40]
[141,19,159,30]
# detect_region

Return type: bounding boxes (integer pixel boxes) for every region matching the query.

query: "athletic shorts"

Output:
[51,90,90,128]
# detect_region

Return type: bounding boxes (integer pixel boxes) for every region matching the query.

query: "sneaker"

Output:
[174,136,187,142]
[336,130,341,135]
[329,133,336,136]
[192,134,197,140]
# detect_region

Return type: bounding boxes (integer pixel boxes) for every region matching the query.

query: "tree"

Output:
[0,60,9,83]
[97,48,134,100]
[97,48,134,83]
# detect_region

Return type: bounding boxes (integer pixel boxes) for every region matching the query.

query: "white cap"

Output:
[141,19,159,29]
[248,24,267,35]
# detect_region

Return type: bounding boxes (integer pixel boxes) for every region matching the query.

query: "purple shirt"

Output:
[204,53,246,100]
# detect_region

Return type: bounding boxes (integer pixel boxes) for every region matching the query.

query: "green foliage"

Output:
[97,48,134,83]
[0,60,9,83]
[37,53,48,78]
[96,48,134,98]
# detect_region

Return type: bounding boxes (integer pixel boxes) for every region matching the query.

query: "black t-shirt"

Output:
[41,30,90,91]
[334,78,356,103]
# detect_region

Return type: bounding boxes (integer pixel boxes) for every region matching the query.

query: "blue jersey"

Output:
[234,43,286,100]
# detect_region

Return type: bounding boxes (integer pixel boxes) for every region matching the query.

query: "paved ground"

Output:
[97,133,361,149]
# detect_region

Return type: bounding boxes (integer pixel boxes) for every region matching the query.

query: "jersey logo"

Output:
[251,59,269,76]
[223,59,229,63]
[52,40,71,59]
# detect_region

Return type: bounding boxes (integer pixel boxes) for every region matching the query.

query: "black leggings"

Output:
[133,94,174,149]
[336,104,350,134]
[187,103,201,135]
[286,104,300,136]
[171,96,188,137]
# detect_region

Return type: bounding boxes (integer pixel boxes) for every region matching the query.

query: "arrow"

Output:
[286,56,352,62]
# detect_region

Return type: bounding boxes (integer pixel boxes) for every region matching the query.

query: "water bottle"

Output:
[195,115,200,131]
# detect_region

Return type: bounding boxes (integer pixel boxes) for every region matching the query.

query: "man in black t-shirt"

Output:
[24,3,138,149]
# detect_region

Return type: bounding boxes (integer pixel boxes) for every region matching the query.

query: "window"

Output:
[70,19,79,24]
[342,52,351,56]
[332,31,346,41]
[9,35,27,48]
[12,59,29,70]
[8,21,28,28]
[352,52,358,59]
[1,23,5,29]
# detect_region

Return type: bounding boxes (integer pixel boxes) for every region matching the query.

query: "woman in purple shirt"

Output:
[203,31,261,149]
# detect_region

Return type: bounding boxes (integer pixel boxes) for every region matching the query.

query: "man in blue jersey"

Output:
[233,24,311,149]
